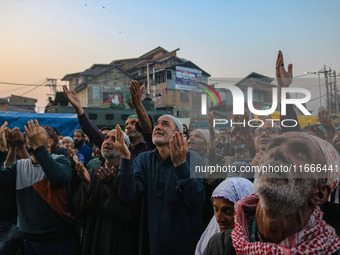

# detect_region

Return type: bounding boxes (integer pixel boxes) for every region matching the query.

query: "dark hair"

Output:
[74,129,85,137]
[101,126,112,132]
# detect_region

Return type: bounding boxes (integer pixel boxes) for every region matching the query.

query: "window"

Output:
[105,114,114,120]
[180,92,189,102]
[167,71,172,80]
[89,113,97,120]
[121,115,129,121]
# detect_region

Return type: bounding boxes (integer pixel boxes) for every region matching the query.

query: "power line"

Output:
[20,85,42,96]
[0,86,29,94]
[0,80,65,87]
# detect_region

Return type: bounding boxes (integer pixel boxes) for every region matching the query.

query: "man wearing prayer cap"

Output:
[63,80,155,161]
[116,114,205,255]
[73,126,139,255]
[204,132,340,255]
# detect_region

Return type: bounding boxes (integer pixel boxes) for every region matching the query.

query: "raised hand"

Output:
[170,131,188,167]
[0,121,8,151]
[232,112,255,157]
[319,109,336,143]
[93,146,105,163]
[63,85,84,115]
[129,80,144,110]
[68,148,80,164]
[114,124,130,159]
[276,50,293,88]
[6,127,26,148]
[75,161,91,190]
[97,165,115,187]
[24,120,48,150]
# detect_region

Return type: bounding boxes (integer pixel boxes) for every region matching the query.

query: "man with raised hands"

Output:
[63,80,154,161]
[116,115,205,255]
[0,120,74,255]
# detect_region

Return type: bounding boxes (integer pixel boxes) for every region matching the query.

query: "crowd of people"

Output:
[0,51,339,255]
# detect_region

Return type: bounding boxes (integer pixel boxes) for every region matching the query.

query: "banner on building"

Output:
[175,66,202,91]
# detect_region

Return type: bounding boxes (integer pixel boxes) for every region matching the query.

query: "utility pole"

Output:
[146,63,150,95]
[46,78,57,99]
[332,70,339,126]
[305,71,322,108]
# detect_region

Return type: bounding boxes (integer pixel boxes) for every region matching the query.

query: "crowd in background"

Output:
[0,51,339,255]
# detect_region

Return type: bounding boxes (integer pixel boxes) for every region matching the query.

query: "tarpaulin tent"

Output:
[0,111,80,137]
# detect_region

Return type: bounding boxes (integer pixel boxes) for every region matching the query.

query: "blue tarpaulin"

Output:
[0,111,80,137]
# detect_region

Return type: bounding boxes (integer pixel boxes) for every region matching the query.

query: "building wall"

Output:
[84,68,132,107]
[0,100,7,111]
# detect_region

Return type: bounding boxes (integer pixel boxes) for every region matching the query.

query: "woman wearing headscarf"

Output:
[195,177,254,255]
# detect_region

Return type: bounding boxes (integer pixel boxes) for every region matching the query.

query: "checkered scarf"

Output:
[231,193,340,255]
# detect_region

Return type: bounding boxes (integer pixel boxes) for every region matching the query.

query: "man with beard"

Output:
[73,129,93,165]
[116,115,205,255]
[73,127,139,255]
[63,80,154,161]
[204,132,340,255]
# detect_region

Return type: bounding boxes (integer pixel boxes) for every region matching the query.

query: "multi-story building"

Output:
[61,47,211,118]
[1,95,37,113]
[62,64,134,108]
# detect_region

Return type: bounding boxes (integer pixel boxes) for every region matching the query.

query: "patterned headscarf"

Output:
[195,178,254,255]
[308,134,340,190]
[231,193,340,254]
[41,125,58,148]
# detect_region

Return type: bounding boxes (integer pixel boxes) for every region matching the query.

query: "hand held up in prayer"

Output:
[170,131,188,167]
[67,148,80,164]
[0,121,8,152]
[24,120,47,150]
[115,124,130,159]
[6,127,26,148]
[319,109,336,143]
[97,165,115,186]
[129,80,144,110]
[276,50,293,88]
[63,85,84,116]
[75,161,90,190]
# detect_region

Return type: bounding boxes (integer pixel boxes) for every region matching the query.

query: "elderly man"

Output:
[116,115,205,255]
[204,132,340,254]
[0,120,74,254]
[63,80,155,160]
[73,127,139,255]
